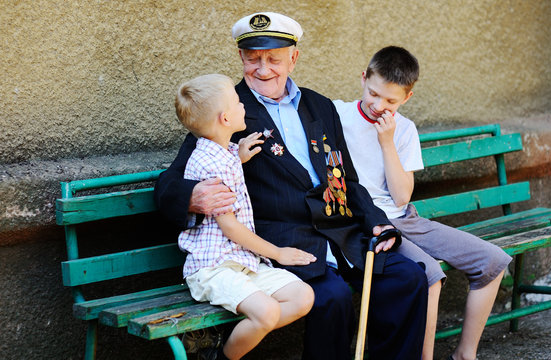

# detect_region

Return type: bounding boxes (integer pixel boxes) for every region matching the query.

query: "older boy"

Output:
[334,46,512,360]
[175,73,316,360]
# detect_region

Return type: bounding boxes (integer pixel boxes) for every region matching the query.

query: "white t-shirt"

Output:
[333,100,424,219]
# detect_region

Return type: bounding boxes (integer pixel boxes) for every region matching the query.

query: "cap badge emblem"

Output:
[249,14,271,30]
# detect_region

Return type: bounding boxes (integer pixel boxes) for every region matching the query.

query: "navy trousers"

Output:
[303,252,428,360]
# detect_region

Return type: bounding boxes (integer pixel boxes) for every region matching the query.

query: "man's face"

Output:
[360,72,412,121]
[239,47,299,102]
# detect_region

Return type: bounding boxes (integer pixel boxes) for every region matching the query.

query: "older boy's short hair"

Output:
[175,74,234,136]
[366,46,419,93]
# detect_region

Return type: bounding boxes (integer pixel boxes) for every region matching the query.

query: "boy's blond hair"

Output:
[175,74,234,136]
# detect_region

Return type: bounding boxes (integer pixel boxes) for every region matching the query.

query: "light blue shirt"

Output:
[250,78,339,267]
[250,78,320,187]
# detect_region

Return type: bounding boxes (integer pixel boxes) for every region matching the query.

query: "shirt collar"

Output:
[250,77,302,110]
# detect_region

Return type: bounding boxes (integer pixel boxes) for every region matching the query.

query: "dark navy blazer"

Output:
[154,79,393,280]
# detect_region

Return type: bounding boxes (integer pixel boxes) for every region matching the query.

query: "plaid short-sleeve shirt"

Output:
[178,137,271,278]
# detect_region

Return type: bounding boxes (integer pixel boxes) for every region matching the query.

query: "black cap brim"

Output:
[237,36,296,50]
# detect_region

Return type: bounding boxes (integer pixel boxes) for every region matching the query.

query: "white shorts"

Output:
[186,261,302,314]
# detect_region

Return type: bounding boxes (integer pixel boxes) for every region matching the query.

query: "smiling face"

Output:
[360,71,413,121]
[239,47,299,102]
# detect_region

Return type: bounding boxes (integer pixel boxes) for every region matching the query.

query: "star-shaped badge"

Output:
[262,128,274,140]
[270,143,284,156]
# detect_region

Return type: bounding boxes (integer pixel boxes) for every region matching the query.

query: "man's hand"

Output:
[372,224,396,253]
[238,132,264,163]
[189,178,236,216]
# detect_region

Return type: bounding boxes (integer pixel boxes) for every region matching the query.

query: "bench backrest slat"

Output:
[421,133,522,167]
[56,188,156,225]
[61,243,185,286]
[412,182,530,219]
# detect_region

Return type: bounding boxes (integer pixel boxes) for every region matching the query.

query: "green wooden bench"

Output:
[56,171,243,360]
[410,123,551,339]
[57,123,551,359]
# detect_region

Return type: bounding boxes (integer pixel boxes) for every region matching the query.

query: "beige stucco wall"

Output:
[2,0,550,164]
[1,0,550,239]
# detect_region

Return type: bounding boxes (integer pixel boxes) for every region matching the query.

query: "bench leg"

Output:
[510,253,524,332]
[84,320,98,360]
[167,335,188,360]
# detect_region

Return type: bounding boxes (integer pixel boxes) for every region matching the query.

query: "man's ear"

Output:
[238,49,245,64]
[288,48,299,73]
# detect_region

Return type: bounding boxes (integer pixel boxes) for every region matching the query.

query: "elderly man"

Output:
[155,12,427,360]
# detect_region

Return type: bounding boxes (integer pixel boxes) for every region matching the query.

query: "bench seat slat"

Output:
[62,243,185,286]
[56,188,156,225]
[412,182,530,219]
[438,225,551,272]
[421,133,522,167]
[462,213,551,240]
[458,207,551,233]
[73,284,186,320]
[128,303,244,340]
[488,227,551,255]
[100,291,195,328]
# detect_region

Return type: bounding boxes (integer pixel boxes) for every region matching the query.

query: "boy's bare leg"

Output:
[452,270,505,360]
[422,280,442,360]
[271,281,315,329]
[223,291,281,360]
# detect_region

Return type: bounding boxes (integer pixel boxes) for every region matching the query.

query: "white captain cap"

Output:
[231,12,303,50]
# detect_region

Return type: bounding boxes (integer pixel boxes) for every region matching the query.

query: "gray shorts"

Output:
[391,204,512,290]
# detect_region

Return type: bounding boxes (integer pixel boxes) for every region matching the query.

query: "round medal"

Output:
[346,208,353,217]
[324,144,331,153]
[332,167,342,178]
[337,190,346,200]
[313,145,320,153]
[325,205,332,216]
[339,205,345,216]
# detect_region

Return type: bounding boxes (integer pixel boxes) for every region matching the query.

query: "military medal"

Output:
[310,139,319,153]
[262,128,274,139]
[323,188,332,216]
[322,149,353,217]
[339,204,345,216]
[322,134,332,153]
[270,143,284,156]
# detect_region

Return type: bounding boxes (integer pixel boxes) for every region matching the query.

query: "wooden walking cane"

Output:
[354,228,402,360]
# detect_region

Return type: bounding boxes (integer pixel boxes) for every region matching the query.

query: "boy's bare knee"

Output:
[246,296,280,331]
[257,299,280,330]
[297,284,315,315]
